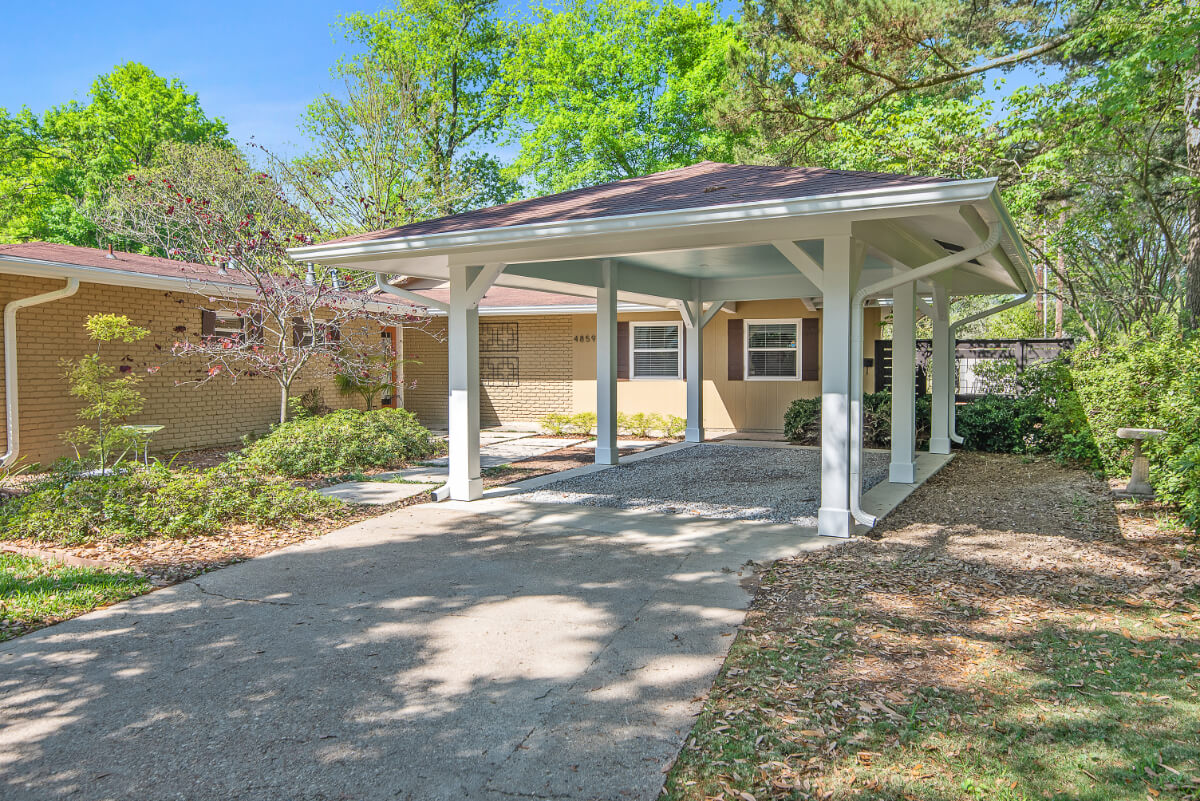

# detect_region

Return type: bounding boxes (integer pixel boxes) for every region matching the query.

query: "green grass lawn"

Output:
[662,455,1200,801]
[0,552,149,641]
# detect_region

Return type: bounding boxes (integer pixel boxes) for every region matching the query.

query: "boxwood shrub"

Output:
[241,407,441,477]
[0,463,341,544]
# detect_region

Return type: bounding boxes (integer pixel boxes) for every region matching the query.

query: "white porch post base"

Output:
[889,282,917,483]
[447,265,482,501]
[595,260,619,465]
[929,287,952,456]
[817,507,853,539]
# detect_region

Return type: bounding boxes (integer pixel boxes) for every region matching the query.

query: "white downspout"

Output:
[947,292,1032,445]
[374,273,448,312]
[848,224,1001,526]
[3,278,81,468]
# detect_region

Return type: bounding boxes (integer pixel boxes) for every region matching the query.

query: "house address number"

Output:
[573,334,596,343]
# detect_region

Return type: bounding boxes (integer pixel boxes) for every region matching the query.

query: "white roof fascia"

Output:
[416,302,667,318]
[289,178,1001,265]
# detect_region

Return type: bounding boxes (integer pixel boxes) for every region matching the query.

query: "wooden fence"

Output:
[873,338,1074,400]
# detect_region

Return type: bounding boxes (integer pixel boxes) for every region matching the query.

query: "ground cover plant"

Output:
[0,462,343,545]
[240,407,441,477]
[662,453,1200,801]
[0,552,149,641]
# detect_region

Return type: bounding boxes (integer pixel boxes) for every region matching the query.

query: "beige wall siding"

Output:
[401,299,885,433]
[402,314,574,428]
[0,275,366,466]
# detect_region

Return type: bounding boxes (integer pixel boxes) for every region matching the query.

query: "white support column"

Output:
[446,265,483,500]
[889,282,917,483]
[929,285,953,455]
[818,234,861,538]
[684,282,704,443]
[595,260,619,465]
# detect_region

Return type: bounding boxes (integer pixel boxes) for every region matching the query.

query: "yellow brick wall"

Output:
[402,315,574,428]
[0,275,367,467]
[401,301,885,433]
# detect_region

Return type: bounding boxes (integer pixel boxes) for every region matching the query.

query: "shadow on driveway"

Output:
[0,500,826,801]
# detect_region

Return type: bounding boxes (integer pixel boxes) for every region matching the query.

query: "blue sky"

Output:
[2,1,1041,160]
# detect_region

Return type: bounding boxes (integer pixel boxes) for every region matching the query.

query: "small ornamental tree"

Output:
[95,142,432,422]
[61,314,151,471]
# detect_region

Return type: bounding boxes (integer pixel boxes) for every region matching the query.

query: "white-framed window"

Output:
[212,311,244,341]
[745,319,800,380]
[630,321,682,380]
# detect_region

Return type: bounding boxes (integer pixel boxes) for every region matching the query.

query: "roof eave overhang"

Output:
[289,178,1005,268]
[0,255,422,315]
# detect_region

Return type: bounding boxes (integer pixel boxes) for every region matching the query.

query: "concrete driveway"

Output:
[0,496,831,801]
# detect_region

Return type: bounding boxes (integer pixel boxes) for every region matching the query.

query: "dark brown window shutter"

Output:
[727,319,743,381]
[200,309,216,337]
[616,321,629,380]
[681,324,687,380]
[292,317,304,346]
[326,323,341,343]
[801,317,819,381]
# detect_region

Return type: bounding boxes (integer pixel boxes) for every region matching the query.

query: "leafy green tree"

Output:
[322,0,512,220]
[501,0,738,194]
[0,62,228,246]
[998,0,1199,337]
[61,314,151,471]
[725,0,1094,165]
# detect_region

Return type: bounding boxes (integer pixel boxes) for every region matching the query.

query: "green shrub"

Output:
[954,395,1042,453]
[661,414,686,438]
[1070,323,1200,529]
[566,412,596,436]
[784,398,821,442]
[0,463,341,544]
[241,407,440,477]
[619,412,664,438]
[540,412,572,436]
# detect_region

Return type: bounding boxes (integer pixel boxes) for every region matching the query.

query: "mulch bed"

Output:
[0,440,655,594]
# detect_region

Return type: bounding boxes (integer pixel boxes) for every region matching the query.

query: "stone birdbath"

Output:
[1114,427,1166,499]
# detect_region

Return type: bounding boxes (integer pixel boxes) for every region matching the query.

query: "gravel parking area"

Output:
[520,443,890,525]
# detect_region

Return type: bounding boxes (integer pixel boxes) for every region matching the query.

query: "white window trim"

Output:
[744,318,802,382]
[629,320,682,381]
[212,310,244,341]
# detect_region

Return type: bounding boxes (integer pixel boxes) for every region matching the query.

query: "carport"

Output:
[291,162,1035,538]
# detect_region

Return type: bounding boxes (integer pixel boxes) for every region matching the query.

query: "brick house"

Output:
[397,279,887,432]
[1,243,411,468]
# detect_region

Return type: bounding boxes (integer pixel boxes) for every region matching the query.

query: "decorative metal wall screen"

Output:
[480,322,519,386]
[481,356,519,387]
[480,322,518,353]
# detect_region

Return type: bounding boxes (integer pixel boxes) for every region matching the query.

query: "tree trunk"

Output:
[1186,9,1200,329]
[280,385,289,424]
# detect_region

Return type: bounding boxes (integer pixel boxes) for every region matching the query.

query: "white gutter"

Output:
[3,278,80,468]
[947,292,1032,445]
[848,222,1002,527]
[0,255,413,316]
[289,178,1001,263]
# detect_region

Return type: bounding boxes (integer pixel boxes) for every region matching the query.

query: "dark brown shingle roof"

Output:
[0,242,252,285]
[320,162,951,246]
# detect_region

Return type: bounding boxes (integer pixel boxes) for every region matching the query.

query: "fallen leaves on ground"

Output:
[662,452,1200,801]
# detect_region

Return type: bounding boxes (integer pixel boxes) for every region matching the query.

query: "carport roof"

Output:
[320,162,953,245]
[291,161,1034,304]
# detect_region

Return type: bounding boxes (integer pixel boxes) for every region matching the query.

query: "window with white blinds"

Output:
[631,322,681,379]
[746,320,799,379]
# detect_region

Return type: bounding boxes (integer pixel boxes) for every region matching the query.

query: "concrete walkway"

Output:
[0,497,832,801]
